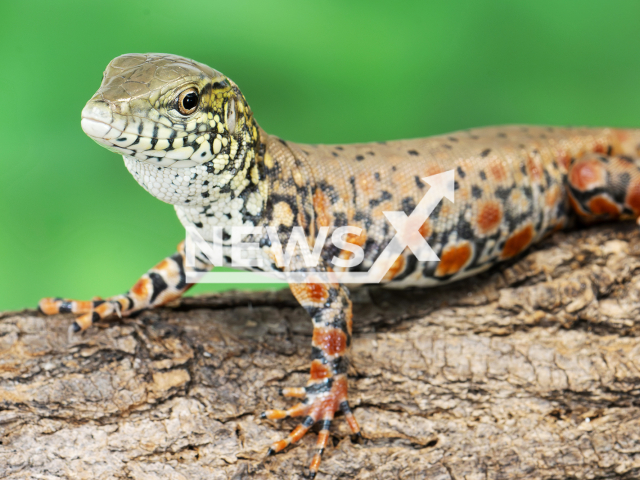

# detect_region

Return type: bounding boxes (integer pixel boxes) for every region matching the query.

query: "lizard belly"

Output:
[380,262,494,289]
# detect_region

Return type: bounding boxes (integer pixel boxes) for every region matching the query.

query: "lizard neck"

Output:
[255,133,318,237]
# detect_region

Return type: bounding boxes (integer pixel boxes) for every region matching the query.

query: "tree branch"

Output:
[2,224,640,478]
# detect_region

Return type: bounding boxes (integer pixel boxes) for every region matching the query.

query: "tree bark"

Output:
[3,224,640,479]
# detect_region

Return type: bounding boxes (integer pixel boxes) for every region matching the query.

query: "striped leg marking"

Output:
[38,241,211,331]
[262,281,360,478]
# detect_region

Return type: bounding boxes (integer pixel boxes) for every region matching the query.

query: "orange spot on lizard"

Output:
[383,254,406,281]
[435,242,472,277]
[291,282,330,305]
[569,158,607,191]
[545,184,561,208]
[626,179,640,214]
[489,162,507,182]
[312,328,347,356]
[419,219,432,239]
[309,360,331,380]
[501,224,533,259]
[130,277,150,299]
[588,195,620,217]
[476,200,503,235]
[526,154,542,180]
[313,189,331,227]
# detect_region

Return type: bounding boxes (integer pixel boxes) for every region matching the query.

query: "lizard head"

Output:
[81,53,262,207]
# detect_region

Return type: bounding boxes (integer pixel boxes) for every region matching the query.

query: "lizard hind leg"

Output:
[262,280,360,478]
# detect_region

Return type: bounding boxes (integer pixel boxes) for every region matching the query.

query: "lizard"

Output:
[37,53,640,478]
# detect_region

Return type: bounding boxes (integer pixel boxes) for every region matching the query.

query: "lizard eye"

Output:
[177,88,199,115]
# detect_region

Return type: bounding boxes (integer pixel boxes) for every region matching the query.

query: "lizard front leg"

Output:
[262,275,360,478]
[38,240,212,332]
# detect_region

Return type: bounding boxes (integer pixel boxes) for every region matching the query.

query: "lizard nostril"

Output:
[104,100,123,114]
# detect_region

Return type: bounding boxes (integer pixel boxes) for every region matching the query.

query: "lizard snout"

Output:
[81,99,130,153]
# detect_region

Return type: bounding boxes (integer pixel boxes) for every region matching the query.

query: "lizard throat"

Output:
[122,138,267,229]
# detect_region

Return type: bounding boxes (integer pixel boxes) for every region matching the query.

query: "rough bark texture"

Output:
[3,224,640,479]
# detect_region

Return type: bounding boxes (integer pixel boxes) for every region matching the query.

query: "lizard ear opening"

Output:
[227,96,237,134]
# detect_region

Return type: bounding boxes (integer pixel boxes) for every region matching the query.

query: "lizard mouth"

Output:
[80,117,129,152]
[80,101,217,169]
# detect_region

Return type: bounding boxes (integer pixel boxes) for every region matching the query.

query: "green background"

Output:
[2,1,640,311]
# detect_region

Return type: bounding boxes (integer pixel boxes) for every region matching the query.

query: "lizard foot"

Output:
[261,375,360,478]
[38,297,126,332]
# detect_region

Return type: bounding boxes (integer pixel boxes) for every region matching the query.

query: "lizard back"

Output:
[268,126,640,287]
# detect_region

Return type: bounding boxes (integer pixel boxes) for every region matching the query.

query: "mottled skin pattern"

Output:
[38,53,640,478]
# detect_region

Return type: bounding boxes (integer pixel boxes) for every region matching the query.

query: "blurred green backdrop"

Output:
[2,1,640,311]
